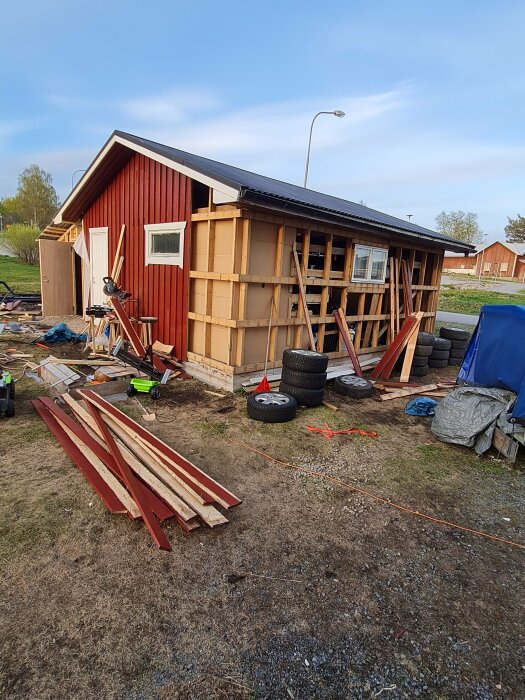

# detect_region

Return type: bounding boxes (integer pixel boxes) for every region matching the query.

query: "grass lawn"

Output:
[0,255,40,293]
[439,285,525,315]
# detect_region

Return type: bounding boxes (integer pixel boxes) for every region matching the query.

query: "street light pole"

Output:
[303,110,345,188]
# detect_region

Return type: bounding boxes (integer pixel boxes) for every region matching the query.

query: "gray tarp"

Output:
[431,386,516,454]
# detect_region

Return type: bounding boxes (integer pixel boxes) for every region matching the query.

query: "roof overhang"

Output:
[239,191,474,253]
[52,132,240,224]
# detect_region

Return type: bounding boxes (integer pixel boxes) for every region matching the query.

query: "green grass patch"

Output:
[0,255,40,292]
[438,286,525,315]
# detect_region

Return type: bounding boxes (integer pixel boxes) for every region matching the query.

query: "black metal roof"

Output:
[110,131,473,253]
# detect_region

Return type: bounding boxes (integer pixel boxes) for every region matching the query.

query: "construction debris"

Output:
[32,391,241,550]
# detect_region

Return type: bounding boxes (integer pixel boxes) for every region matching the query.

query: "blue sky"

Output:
[1,0,524,240]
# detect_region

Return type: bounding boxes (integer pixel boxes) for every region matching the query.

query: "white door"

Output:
[89,227,109,306]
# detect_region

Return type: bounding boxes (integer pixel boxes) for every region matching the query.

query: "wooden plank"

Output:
[38,397,172,521]
[316,233,333,353]
[492,427,519,462]
[395,257,400,334]
[292,243,316,351]
[85,401,172,550]
[62,395,196,527]
[399,316,422,382]
[371,314,420,379]
[235,218,251,366]
[379,383,439,401]
[32,399,127,514]
[353,293,366,350]
[333,308,364,377]
[111,224,126,278]
[388,257,395,344]
[79,390,241,509]
[55,417,141,519]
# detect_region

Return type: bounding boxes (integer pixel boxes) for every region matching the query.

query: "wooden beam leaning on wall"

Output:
[333,308,363,377]
[292,242,316,351]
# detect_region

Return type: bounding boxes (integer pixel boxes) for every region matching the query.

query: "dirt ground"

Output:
[0,335,524,700]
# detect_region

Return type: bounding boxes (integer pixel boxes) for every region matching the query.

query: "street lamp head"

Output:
[333,110,345,118]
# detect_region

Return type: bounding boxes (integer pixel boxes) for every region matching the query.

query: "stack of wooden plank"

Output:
[32,390,241,551]
[375,380,455,401]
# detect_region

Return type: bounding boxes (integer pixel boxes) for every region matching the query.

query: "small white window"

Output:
[144,222,186,267]
[500,262,508,273]
[352,245,388,283]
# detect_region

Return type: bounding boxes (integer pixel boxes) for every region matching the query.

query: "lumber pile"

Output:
[32,391,241,550]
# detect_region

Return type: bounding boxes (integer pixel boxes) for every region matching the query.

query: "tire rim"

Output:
[340,375,370,387]
[290,350,320,357]
[254,392,291,406]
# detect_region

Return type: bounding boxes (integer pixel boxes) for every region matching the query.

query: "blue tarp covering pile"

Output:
[458,305,525,421]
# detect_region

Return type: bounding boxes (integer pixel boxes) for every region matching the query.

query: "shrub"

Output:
[2,224,39,264]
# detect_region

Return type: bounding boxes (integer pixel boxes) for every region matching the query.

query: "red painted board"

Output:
[80,390,241,508]
[32,399,126,514]
[110,298,167,373]
[39,397,174,522]
[86,401,172,551]
[370,316,418,379]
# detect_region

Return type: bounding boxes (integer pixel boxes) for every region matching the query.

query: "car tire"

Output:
[432,337,452,351]
[247,392,297,423]
[414,344,433,358]
[280,367,327,390]
[334,375,374,399]
[412,355,429,367]
[428,358,449,368]
[450,339,469,350]
[417,332,435,346]
[127,386,137,397]
[448,358,464,367]
[9,382,15,399]
[430,350,450,361]
[279,382,325,407]
[439,327,470,341]
[282,349,329,373]
[5,399,15,418]
[410,365,429,377]
[449,349,466,360]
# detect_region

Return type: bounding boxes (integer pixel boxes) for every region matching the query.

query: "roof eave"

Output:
[239,190,474,253]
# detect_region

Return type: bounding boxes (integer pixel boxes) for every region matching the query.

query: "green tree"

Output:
[2,224,39,264]
[435,210,483,245]
[14,164,59,229]
[0,196,22,227]
[504,214,525,243]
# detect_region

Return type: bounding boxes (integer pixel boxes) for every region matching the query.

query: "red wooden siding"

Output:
[443,255,476,271]
[83,153,192,360]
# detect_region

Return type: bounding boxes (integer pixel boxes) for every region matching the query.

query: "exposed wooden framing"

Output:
[204,218,216,358]
[293,243,316,351]
[293,230,311,347]
[316,233,333,352]
[353,293,366,350]
[269,223,285,360]
[187,206,445,379]
[234,218,251,366]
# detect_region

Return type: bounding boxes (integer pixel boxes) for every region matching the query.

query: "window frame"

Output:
[351,244,388,283]
[144,221,186,267]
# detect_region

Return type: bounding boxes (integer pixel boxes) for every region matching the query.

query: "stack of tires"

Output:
[439,327,470,366]
[410,332,434,378]
[279,349,328,407]
[429,335,451,370]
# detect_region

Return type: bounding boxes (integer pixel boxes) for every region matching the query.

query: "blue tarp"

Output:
[458,305,525,420]
[42,323,87,344]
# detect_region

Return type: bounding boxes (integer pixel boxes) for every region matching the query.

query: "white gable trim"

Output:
[53,134,240,225]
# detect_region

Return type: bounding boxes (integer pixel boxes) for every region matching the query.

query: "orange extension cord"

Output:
[230,440,525,551]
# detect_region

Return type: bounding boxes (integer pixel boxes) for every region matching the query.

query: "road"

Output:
[441,274,525,294]
[436,311,479,326]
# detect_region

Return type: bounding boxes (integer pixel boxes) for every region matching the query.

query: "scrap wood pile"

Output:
[32,390,241,550]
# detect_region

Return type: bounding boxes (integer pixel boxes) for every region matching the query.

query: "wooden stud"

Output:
[317,233,332,352]
[234,218,251,366]
[292,243,316,351]
[269,223,285,361]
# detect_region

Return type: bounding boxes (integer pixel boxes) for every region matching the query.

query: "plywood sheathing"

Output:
[187,205,443,375]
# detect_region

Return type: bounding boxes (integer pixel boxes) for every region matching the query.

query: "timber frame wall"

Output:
[188,203,443,377]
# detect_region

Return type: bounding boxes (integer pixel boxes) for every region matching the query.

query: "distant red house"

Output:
[444,241,525,280]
